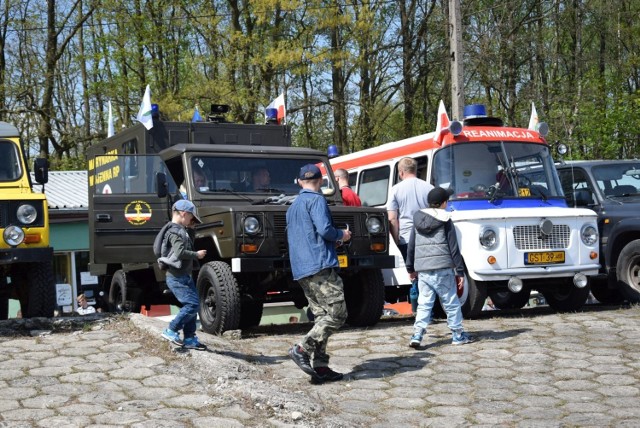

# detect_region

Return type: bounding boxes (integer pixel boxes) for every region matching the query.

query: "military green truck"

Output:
[86,106,395,333]
[0,122,56,319]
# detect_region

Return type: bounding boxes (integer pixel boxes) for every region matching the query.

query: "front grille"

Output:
[332,214,356,232]
[272,213,357,238]
[513,225,571,250]
[273,214,287,239]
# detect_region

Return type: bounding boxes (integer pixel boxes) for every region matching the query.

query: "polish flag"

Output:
[433,100,450,143]
[267,93,286,125]
[528,102,539,130]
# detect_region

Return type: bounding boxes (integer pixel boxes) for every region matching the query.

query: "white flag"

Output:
[107,101,115,137]
[136,85,153,130]
[528,102,539,131]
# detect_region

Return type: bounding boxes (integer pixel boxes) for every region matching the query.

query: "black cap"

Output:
[428,187,454,206]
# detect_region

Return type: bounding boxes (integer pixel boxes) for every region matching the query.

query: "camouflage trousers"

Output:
[298,268,348,368]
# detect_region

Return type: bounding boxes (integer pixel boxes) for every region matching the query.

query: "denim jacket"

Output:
[286,189,345,280]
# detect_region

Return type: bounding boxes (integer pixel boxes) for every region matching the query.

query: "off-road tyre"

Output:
[344,269,385,327]
[109,270,141,313]
[616,240,640,303]
[239,294,264,329]
[197,261,241,334]
[589,277,624,304]
[0,292,8,320]
[21,262,56,318]
[542,282,590,312]
[489,288,532,310]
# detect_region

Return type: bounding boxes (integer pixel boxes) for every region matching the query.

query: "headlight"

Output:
[17,204,37,224]
[479,227,498,249]
[243,216,261,235]
[581,224,598,246]
[4,225,25,246]
[366,217,383,234]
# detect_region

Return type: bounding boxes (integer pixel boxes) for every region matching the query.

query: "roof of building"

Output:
[31,170,88,210]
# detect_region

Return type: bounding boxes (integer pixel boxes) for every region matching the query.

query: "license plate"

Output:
[338,255,348,268]
[525,251,565,265]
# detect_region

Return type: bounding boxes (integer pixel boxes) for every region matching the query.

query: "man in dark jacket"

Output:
[405,187,474,348]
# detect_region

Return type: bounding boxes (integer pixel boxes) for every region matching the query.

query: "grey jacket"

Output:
[405,208,464,275]
[163,223,200,277]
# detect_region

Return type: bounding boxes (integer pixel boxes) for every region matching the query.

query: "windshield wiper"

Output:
[254,187,285,193]
[252,194,297,205]
[211,188,255,202]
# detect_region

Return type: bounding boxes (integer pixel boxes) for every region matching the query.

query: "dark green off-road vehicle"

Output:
[87,109,394,333]
[557,160,640,304]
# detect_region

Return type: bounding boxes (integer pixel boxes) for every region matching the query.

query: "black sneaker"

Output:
[311,367,344,384]
[288,345,316,376]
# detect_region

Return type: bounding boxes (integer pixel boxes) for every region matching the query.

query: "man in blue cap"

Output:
[159,199,208,350]
[286,164,352,384]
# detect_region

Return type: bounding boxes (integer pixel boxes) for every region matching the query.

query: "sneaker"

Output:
[312,367,344,384]
[288,345,316,376]
[409,332,423,348]
[452,331,475,345]
[183,336,207,350]
[161,328,183,346]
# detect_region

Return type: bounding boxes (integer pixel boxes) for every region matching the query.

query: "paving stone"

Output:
[2,306,640,426]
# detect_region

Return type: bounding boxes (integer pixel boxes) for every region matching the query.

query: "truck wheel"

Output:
[489,289,531,310]
[542,283,590,312]
[239,295,264,329]
[109,270,141,313]
[344,269,385,327]
[616,240,640,303]
[197,261,241,334]
[0,293,8,320]
[460,275,487,318]
[590,278,624,304]
[19,262,56,318]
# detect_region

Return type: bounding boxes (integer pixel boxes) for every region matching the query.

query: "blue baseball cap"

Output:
[172,199,202,224]
[298,164,322,180]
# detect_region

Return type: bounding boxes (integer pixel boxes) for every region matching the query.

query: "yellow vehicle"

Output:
[0,122,55,319]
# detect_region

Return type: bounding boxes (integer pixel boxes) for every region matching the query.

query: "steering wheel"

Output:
[472,183,486,192]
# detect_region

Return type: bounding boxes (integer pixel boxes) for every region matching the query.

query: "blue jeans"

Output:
[413,268,463,334]
[166,274,199,339]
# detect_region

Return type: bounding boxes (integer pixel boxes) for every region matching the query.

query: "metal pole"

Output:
[449,0,464,119]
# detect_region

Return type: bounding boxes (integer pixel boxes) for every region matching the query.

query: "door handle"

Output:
[96,214,112,222]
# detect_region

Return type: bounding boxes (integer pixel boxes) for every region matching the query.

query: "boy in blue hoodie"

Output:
[405,187,474,348]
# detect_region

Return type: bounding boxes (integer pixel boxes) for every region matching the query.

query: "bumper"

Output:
[0,247,53,265]
[473,263,601,281]
[231,254,396,273]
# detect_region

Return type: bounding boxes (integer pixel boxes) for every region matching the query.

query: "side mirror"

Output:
[156,172,168,198]
[33,158,48,184]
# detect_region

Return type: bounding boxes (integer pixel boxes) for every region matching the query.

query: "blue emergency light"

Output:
[265,108,278,124]
[463,104,487,119]
[327,145,339,158]
[151,103,159,118]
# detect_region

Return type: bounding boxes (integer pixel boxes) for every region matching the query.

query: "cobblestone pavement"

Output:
[1,304,640,427]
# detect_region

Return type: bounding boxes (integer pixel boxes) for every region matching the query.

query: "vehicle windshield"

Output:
[0,140,22,181]
[433,141,563,200]
[591,162,640,197]
[188,155,334,196]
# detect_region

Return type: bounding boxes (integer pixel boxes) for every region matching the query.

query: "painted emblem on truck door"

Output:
[124,200,152,225]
